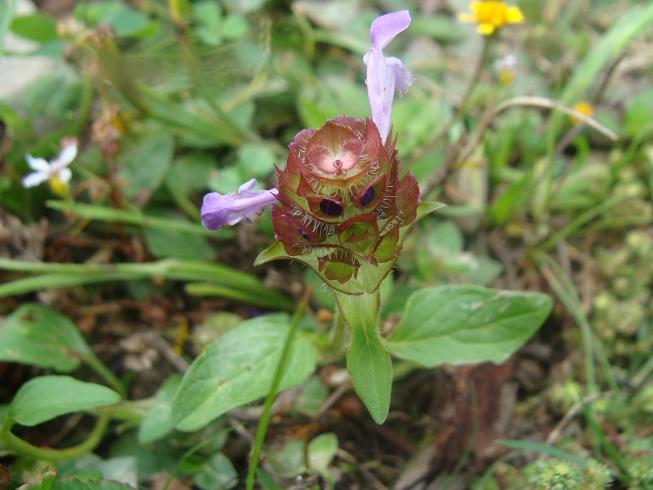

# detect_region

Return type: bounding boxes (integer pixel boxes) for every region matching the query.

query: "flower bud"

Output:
[266,116,420,291]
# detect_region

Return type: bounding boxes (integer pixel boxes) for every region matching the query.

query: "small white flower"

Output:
[22,138,78,189]
[494,53,517,71]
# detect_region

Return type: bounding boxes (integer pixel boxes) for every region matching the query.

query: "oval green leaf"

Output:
[10,376,120,426]
[388,286,552,367]
[0,304,93,371]
[172,315,316,431]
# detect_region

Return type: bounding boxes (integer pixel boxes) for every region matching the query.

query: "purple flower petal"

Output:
[370,9,411,49]
[201,179,278,231]
[364,10,415,143]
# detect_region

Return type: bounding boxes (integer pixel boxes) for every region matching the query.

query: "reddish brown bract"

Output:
[272,116,419,283]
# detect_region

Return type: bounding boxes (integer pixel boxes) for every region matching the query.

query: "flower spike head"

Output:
[458,1,524,36]
[201,179,278,231]
[23,137,77,196]
[259,116,431,294]
[364,10,415,143]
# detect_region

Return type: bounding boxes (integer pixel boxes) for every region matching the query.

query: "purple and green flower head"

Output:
[201,10,440,294]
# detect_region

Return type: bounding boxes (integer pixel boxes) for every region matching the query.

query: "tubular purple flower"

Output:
[201,179,278,231]
[364,10,415,143]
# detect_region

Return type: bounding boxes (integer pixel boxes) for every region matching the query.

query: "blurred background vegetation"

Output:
[1,0,653,488]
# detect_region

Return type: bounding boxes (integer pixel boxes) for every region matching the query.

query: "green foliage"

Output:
[10,13,57,43]
[172,315,317,431]
[2,0,653,487]
[388,286,552,367]
[336,292,391,424]
[0,304,92,371]
[193,453,238,490]
[10,376,120,426]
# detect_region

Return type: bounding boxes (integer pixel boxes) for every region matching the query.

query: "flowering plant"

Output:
[22,138,78,197]
[199,10,550,423]
[458,1,524,36]
[203,11,440,295]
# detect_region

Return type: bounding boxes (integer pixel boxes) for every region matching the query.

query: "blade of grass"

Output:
[496,439,589,468]
[536,253,633,463]
[46,200,233,238]
[0,258,290,309]
[185,283,293,311]
[245,288,311,490]
[0,272,143,297]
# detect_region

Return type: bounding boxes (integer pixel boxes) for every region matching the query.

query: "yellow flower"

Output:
[570,100,594,125]
[48,176,69,197]
[458,1,524,36]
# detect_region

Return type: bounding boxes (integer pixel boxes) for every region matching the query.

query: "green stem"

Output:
[76,74,94,133]
[1,416,109,461]
[327,309,347,356]
[334,291,379,342]
[167,0,190,28]
[245,290,311,490]
[83,354,125,398]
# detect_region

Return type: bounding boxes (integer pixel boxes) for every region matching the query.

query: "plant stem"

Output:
[1,416,109,461]
[334,291,380,342]
[327,308,347,356]
[245,288,312,490]
[83,353,125,398]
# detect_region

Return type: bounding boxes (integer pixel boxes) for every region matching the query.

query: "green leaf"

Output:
[138,375,181,444]
[222,0,268,14]
[237,143,276,179]
[103,6,150,37]
[388,286,552,367]
[165,153,215,192]
[307,433,338,472]
[119,133,174,202]
[46,200,229,238]
[193,1,223,46]
[143,226,214,260]
[294,376,328,417]
[51,478,135,489]
[347,326,392,424]
[193,453,238,490]
[172,315,316,431]
[222,14,248,40]
[411,14,464,43]
[256,469,282,490]
[0,304,93,371]
[208,166,244,194]
[624,88,653,139]
[267,439,305,478]
[10,13,57,43]
[10,376,120,426]
[336,292,391,424]
[255,202,445,295]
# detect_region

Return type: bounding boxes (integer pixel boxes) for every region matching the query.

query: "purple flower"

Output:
[363,10,415,143]
[201,178,278,231]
